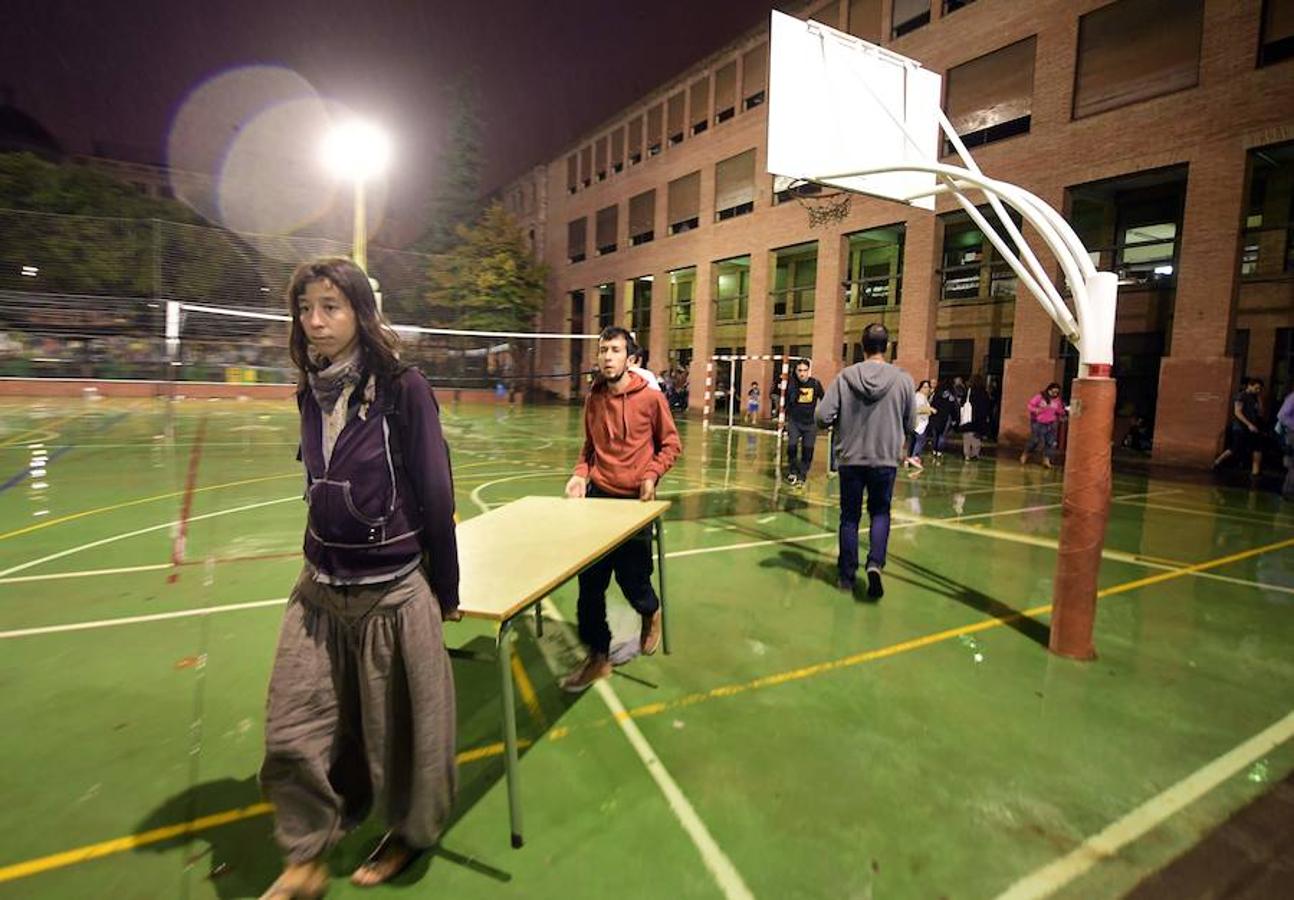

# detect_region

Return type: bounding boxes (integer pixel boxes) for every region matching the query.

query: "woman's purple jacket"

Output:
[298,368,460,612]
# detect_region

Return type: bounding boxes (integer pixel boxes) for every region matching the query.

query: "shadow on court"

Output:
[131,632,594,895]
[885,554,1051,648]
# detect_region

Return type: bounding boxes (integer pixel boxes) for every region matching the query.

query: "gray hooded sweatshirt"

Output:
[815,359,915,468]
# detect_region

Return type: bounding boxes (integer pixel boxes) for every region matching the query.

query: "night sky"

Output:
[2,0,782,232]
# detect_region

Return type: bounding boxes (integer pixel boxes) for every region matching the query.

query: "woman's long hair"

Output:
[285,257,402,388]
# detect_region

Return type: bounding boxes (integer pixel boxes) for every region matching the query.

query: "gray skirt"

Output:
[260,566,457,862]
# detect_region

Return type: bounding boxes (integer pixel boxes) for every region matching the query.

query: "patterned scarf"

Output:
[307,349,364,415]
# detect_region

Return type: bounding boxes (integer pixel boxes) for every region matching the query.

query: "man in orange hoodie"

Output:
[562,327,682,691]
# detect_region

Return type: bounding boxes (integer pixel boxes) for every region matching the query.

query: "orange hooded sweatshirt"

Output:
[573,371,682,497]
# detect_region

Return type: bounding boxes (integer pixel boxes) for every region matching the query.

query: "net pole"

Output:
[775,357,790,477]
[703,360,714,431]
[727,356,737,431]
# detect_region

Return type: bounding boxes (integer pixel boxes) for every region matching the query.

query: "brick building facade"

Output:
[501,0,1294,466]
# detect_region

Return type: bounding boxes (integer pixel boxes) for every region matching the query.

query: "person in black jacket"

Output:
[928,378,961,461]
[785,359,825,485]
[959,374,992,460]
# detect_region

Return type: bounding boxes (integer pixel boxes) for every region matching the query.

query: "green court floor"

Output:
[0,397,1291,899]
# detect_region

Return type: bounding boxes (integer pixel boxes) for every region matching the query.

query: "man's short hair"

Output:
[861,322,889,356]
[599,326,635,353]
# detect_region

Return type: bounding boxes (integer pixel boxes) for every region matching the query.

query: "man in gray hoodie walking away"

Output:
[816,323,915,599]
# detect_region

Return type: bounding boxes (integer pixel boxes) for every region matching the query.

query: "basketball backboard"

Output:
[766,11,942,210]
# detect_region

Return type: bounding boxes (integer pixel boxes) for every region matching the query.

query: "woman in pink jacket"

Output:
[1020,382,1066,468]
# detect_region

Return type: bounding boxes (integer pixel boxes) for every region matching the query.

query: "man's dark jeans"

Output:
[577,483,659,655]
[787,419,817,479]
[837,465,897,582]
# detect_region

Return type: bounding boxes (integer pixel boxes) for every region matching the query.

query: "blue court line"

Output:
[0,413,129,494]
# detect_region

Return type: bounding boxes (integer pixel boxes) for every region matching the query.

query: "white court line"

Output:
[468,471,561,514]
[1116,499,1294,528]
[0,496,299,579]
[534,601,754,900]
[0,563,172,584]
[0,598,290,639]
[995,710,1294,900]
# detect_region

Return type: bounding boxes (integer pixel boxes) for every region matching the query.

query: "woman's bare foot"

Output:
[260,859,328,899]
[350,832,422,887]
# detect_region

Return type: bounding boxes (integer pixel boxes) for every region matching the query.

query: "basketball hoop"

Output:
[798,188,852,228]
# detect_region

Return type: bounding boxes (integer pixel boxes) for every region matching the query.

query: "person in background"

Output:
[744,380,761,425]
[905,379,933,468]
[785,359,825,486]
[1276,386,1293,500]
[1021,382,1066,468]
[928,378,959,462]
[816,323,914,601]
[960,374,992,461]
[1213,377,1265,477]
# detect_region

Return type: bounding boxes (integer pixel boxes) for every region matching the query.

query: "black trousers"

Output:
[787,420,817,478]
[577,484,659,655]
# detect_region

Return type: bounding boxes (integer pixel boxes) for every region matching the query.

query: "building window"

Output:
[892,0,930,39]
[1073,0,1204,119]
[773,180,824,205]
[772,242,818,317]
[714,256,751,322]
[690,77,710,135]
[846,225,905,308]
[668,172,702,235]
[715,149,756,221]
[595,205,618,256]
[1241,141,1294,278]
[1068,165,1187,287]
[714,61,737,123]
[611,127,625,175]
[629,189,656,246]
[847,0,882,42]
[630,277,653,337]
[647,104,664,156]
[670,267,696,326]
[628,118,644,166]
[597,283,615,329]
[939,206,1023,302]
[580,146,592,188]
[667,91,686,146]
[595,136,608,181]
[935,339,975,382]
[1261,0,1294,66]
[943,0,975,13]
[567,217,587,264]
[566,154,578,194]
[944,37,1036,154]
[741,44,767,110]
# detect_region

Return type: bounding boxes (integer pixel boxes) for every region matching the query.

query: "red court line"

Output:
[167,417,208,584]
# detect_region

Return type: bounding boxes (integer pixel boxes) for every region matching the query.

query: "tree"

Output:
[424,202,547,332]
[416,79,484,254]
[0,151,205,297]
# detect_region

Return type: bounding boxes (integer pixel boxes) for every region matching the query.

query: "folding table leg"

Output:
[497,618,524,848]
[656,517,670,655]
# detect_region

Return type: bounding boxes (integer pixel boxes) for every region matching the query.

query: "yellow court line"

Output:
[1,533,1290,885]
[0,473,300,542]
[0,740,521,885]
[0,413,78,449]
[512,652,549,730]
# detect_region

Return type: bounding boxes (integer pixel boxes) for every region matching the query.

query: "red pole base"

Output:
[1049,377,1116,660]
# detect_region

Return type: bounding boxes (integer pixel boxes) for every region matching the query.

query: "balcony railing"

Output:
[844,273,902,310]
[1240,224,1294,278]
[939,260,1018,302]
[772,286,816,317]
[715,295,748,323]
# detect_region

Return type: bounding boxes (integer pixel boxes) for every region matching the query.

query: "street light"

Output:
[322,119,391,279]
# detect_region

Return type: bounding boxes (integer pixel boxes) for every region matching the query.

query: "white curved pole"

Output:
[936,108,1074,325]
[821,161,1090,331]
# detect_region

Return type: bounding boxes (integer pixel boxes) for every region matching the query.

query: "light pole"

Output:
[322,119,391,303]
